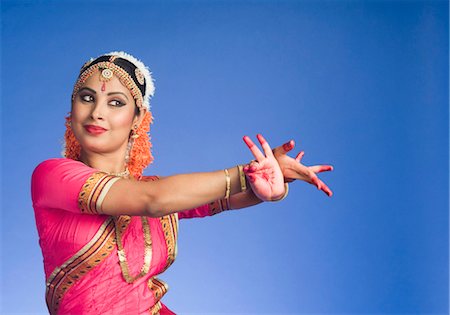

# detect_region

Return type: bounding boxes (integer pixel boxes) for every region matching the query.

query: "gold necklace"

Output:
[114,216,152,283]
[106,167,130,177]
[80,159,130,178]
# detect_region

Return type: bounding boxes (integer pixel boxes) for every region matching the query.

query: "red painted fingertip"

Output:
[283,140,294,151]
[295,151,304,160]
[256,133,266,144]
[243,136,252,147]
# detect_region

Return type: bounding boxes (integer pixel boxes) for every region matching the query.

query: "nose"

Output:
[90,102,104,120]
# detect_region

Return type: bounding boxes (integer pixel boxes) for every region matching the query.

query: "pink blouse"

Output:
[31,158,223,315]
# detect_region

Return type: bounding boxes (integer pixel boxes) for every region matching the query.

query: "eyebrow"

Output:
[78,87,130,101]
[107,92,129,101]
[78,87,96,94]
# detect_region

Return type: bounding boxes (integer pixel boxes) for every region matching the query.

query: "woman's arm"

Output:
[100,134,284,217]
[227,189,263,209]
[102,167,245,217]
[176,137,335,219]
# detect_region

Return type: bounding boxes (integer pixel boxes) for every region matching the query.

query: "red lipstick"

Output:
[84,125,107,135]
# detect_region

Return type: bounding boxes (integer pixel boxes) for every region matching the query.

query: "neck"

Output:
[79,149,128,175]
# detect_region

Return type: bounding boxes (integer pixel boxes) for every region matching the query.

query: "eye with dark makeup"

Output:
[80,93,94,103]
[78,93,126,107]
[108,99,126,107]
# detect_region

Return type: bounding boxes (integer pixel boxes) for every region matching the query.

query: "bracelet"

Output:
[209,197,231,215]
[224,169,231,199]
[268,183,289,202]
[237,165,247,192]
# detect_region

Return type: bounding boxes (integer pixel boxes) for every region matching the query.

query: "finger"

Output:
[273,141,293,156]
[244,161,260,173]
[282,140,295,153]
[273,140,295,156]
[310,175,322,191]
[309,165,334,173]
[256,134,274,158]
[248,160,259,172]
[295,151,305,163]
[317,179,333,197]
[243,136,265,162]
[246,173,256,183]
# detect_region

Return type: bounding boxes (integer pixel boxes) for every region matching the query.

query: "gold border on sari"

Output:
[140,175,179,271]
[149,301,162,315]
[160,213,178,271]
[148,277,169,312]
[45,216,131,315]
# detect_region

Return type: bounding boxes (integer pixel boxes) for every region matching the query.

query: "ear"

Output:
[132,107,146,128]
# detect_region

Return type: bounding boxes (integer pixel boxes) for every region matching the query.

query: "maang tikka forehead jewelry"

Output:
[100,68,113,91]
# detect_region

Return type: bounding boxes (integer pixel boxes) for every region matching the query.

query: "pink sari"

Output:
[32,158,224,314]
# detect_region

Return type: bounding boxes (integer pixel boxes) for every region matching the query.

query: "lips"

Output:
[84,125,107,135]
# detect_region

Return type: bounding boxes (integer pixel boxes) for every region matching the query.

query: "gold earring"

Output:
[131,124,139,139]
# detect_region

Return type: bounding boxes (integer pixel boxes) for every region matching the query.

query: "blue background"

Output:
[1,0,448,314]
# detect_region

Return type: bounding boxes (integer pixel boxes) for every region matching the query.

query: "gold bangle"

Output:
[225,197,231,210]
[237,165,247,192]
[224,169,231,199]
[269,183,289,202]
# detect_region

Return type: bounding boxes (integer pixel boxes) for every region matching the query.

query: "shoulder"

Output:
[32,158,92,181]
[32,158,88,175]
[139,175,160,181]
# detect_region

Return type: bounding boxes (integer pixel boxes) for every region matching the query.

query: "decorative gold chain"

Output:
[114,216,152,283]
[106,168,130,177]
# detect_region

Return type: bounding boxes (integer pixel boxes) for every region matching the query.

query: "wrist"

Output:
[268,183,289,202]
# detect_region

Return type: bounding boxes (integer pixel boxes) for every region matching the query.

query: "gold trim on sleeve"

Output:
[78,172,119,214]
[209,197,231,215]
[97,177,120,212]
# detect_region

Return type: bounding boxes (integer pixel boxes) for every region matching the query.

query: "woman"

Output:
[31,51,333,314]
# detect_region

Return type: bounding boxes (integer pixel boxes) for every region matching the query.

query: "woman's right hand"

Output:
[243,134,286,201]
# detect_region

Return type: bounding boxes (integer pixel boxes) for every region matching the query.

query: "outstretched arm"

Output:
[101,134,284,217]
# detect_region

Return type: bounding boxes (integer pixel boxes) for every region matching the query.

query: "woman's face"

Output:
[71,69,141,157]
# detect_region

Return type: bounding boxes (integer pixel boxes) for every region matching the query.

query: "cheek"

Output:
[110,111,135,130]
[71,103,89,121]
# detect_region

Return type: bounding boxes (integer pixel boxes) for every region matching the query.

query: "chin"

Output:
[84,139,128,156]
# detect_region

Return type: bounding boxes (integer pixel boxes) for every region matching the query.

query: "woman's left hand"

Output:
[272,140,334,197]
